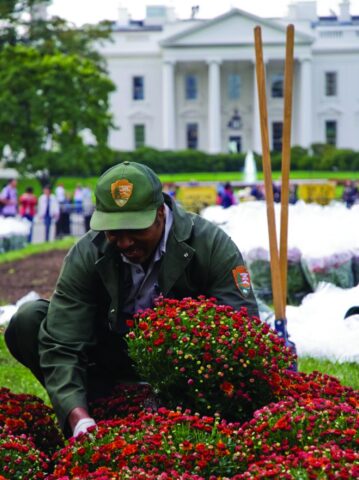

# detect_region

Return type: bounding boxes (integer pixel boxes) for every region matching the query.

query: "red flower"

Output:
[220,382,235,397]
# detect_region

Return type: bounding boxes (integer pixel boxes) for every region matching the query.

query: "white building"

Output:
[98,1,359,153]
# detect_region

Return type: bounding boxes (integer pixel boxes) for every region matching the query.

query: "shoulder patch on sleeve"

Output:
[232,265,252,298]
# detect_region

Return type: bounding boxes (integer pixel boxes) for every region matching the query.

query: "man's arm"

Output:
[38,238,98,432]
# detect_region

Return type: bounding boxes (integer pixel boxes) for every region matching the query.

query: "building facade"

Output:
[98,1,359,153]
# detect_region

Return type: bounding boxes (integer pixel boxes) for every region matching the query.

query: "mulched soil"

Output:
[0,250,67,304]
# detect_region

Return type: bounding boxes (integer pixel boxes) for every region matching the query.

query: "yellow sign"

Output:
[176,186,217,212]
[297,183,336,205]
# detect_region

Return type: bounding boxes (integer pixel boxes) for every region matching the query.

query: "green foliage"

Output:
[0,1,113,69]
[0,45,115,183]
[0,0,115,185]
[108,147,247,174]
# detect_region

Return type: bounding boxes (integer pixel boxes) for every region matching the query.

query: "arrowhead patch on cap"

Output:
[111,179,133,207]
[232,265,251,298]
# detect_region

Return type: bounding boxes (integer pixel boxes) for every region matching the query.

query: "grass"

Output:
[298,357,359,390]
[0,328,49,403]
[0,237,76,264]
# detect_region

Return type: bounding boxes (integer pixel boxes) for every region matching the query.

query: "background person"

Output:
[0,178,18,217]
[5,161,258,438]
[220,182,236,208]
[37,186,60,242]
[19,186,37,242]
[82,185,94,232]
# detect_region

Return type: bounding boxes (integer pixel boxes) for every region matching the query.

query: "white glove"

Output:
[73,417,96,437]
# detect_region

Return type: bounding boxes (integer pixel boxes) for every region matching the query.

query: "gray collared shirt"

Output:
[120,204,173,319]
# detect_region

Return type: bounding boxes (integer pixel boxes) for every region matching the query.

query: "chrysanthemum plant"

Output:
[0,388,64,455]
[50,408,241,479]
[126,296,295,421]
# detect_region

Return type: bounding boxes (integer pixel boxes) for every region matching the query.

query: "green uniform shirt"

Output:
[38,196,258,428]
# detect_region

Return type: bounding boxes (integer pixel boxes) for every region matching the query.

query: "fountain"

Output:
[243,150,257,184]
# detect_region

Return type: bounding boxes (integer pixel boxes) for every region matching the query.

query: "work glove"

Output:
[73,417,96,437]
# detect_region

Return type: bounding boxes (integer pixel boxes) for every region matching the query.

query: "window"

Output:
[271,74,284,98]
[227,74,241,100]
[133,76,144,100]
[228,136,241,153]
[186,123,198,149]
[272,121,283,152]
[325,120,337,146]
[325,72,337,97]
[134,124,145,148]
[185,74,198,100]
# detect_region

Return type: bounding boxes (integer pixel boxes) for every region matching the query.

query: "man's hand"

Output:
[68,407,96,437]
[73,417,96,437]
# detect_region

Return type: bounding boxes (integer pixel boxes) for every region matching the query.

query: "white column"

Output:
[299,58,312,148]
[162,60,176,149]
[208,59,222,153]
[252,62,262,154]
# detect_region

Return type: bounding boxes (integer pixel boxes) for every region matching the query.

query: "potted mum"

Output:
[126,296,295,422]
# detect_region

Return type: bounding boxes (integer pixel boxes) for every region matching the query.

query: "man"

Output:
[37,185,60,242]
[5,161,258,437]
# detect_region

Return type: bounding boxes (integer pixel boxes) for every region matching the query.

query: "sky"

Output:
[48,0,359,25]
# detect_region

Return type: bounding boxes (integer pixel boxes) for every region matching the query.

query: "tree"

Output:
[0,1,117,184]
[0,1,113,69]
[0,45,115,184]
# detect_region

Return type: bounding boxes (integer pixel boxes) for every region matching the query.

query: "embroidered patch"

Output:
[232,265,252,298]
[111,179,133,207]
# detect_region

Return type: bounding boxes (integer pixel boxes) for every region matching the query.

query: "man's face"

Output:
[105,206,165,264]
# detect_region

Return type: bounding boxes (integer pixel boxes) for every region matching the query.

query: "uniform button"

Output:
[184,252,189,258]
[111,308,116,313]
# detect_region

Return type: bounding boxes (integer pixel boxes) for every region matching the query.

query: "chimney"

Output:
[339,0,351,22]
[118,7,130,26]
[287,1,317,21]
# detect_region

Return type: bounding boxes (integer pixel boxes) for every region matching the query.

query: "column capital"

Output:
[299,56,312,64]
[207,58,222,66]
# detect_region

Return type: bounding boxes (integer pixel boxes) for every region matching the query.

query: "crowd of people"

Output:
[216,182,298,208]
[0,179,94,242]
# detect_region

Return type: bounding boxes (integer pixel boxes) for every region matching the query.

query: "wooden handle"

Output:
[279,24,295,311]
[254,26,285,320]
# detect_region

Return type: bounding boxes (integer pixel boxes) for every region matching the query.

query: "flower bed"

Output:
[0,388,64,455]
[0,296,358,478]
[235,397,358,470]
[0,433,50,479]
[232,444,359,479]
[126,296,295,422]
[50,408,241,479]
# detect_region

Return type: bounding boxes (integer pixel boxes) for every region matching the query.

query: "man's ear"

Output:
[157,204,165,221]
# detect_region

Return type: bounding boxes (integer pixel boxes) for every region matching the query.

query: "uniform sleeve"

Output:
[203,224,259,318]
[38,241,98,430]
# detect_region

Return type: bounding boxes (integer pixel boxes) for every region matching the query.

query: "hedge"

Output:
[98,144,359,175]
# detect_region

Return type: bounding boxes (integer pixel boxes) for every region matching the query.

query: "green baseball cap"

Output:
[90,161,164,231]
